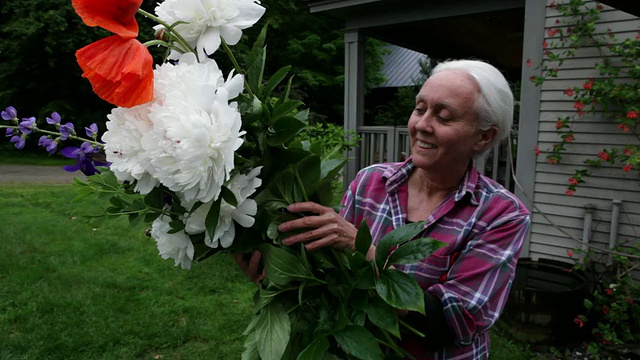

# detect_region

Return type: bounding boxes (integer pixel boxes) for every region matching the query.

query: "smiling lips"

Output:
[415,140,437,149]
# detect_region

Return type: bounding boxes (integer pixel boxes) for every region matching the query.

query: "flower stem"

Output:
[136,9,198,61]
[398,318,425,338]
[220,40,256,98]
[0,125,103,147]
[293,170,310,202]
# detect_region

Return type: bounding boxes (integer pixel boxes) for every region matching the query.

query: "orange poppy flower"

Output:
[76,35,154,108]
[72,0,143,38]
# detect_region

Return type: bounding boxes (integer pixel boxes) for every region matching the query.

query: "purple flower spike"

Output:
[38,135,48,146]
[19,117,36,134]
[80,142,94,153]
[85,123,98,138]
[59,122,75,140]
[46,112,61,125]
[6,128,14,136]
[45,140,58,154]
[1,106,17,121]
[61,146,109,176]
[10,135,25,149]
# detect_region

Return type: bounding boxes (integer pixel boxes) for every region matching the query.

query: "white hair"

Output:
[431,59,514,159]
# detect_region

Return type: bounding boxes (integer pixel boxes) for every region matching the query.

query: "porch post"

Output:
[343,30,366,188]
[516,0,546,257]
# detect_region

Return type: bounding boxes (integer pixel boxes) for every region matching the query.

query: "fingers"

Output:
[286,202,330,215]
[234,251,265,285]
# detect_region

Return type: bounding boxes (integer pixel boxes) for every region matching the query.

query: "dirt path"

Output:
[0,165,86,184]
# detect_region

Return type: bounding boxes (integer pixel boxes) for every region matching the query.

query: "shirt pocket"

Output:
[412,254,450,290]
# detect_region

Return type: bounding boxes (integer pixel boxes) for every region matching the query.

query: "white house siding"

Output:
[529,0,640,266]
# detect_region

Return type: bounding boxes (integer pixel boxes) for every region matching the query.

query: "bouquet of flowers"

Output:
[1,1,443,359]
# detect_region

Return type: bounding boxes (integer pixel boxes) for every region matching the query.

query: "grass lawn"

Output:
[0,184,544,359]
[0,184,256,360]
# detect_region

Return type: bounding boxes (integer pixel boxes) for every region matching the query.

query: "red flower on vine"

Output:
[547,28,559,37]
[626,110,638,119]
[72,0,154,108]
[583,79,594,90]
[548,158,559,164]
[542,40,548,49]
[555,120,564,129]
[567,249,574,257]
[564,134,574,143]
[568,177,579,186]
[564,88,574,97]
[526,59,532,67]
[565,189,574,196]
[573,317,584,328]
[605,288,614,295]
[534,146,541,156]
[574,101,586,116]
[549,1,556,8]
[618,123,630,132]
[623,148,634,156]
[598,151,610,161]
[623,164,632,172]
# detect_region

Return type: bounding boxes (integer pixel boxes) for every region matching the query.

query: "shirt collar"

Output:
[383,157,480,205]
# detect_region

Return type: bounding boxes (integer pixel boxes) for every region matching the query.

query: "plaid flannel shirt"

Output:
[339,158,531,360]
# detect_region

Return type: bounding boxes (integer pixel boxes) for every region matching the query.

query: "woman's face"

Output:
[408,70,495,172]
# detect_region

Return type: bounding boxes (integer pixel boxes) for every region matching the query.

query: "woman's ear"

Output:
[474,125,499,152]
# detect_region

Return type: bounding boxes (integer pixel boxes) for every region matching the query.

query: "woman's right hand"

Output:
[233,250,265,285]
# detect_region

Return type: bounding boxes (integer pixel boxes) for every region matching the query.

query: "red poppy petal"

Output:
[76,35,154,108]
[72,0,142,38]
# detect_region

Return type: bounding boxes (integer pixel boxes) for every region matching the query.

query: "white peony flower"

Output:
[102,53,245,203]
[151,215,195,270]
[154,0,266,60]
[142,56,245,203]
[101,104,159,194]
[184,166,262,248]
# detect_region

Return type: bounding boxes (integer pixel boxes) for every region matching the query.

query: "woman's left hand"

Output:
[277,202,358,252]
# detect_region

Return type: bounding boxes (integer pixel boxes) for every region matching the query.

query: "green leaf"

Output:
[295,154,321,191]
[205,197,223,239]
[366,296,400,338]
[261,245,312,286]
[375,221,426,270]
[255,301,291,360]
[296,336,329,360]
[320,158,347,180]
[332,325,383,360]
[354,220,372,255]
[263,66,291,98]
[271,100,303,123]
[387,237,446,266]
[266,116,308,147]
[375,268,425,314]
[220,185,238,207]
[242,331,260,360]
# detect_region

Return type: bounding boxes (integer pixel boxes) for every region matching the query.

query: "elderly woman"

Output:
[242,59,531,359]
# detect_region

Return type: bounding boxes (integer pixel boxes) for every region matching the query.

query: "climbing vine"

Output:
[530,0,640,196]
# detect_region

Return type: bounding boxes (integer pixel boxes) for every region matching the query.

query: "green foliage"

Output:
[295,122,360,154]
[242,221,446,359]
[222,0,387,124]
[531,0,640,195]
[571,243,640,358]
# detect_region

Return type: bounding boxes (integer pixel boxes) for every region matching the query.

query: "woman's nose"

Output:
[414,112,434,133]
